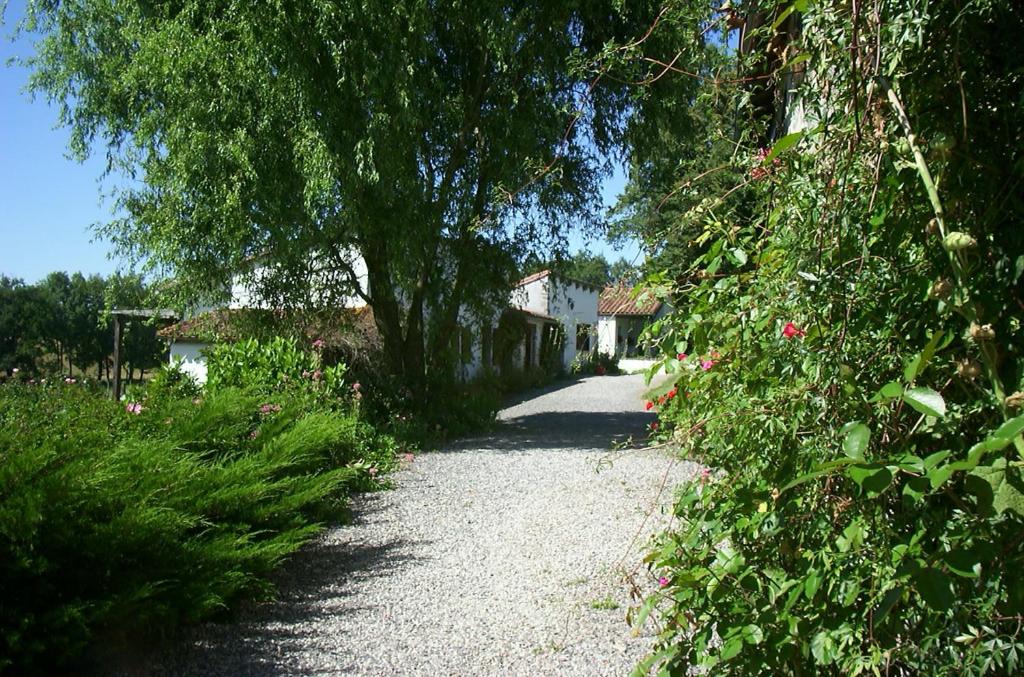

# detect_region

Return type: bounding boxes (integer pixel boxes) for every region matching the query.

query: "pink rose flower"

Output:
[782,322,806,339]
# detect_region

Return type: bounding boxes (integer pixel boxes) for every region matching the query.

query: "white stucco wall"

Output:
[457,312,490,382]
[597,316,617,355]
[169,342,210,385]
[511,278,548,316]
[508,273,599,371]
[230,251,369,310]
[546,278,599,369]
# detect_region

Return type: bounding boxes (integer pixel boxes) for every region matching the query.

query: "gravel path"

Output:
[122,373,695,676]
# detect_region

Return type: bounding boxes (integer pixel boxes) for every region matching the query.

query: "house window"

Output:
[576,323,592,352]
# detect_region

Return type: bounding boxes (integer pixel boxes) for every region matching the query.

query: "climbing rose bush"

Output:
[623,1,1024,674]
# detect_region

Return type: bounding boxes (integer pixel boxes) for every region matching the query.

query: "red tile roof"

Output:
[517,269,552,286]
[158,306,378,346]
[599,285,662,316]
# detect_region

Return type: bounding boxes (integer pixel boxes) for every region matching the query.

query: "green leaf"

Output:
[841,422,870,459]
[643,371,683,402]
[902,387,946,418]
[630,594,659,631]
[902,476,930,503]
[994,414,1024,441]
[780,458,857,492]
[903,356,920,383]
[731,247,748,266]
[943,548,982,579]
[763,130,804,164]
[810,631,836,665]
[848,463,893,495]
[879,381,904,399]
[770,4,796,32]
[783,53,810,71]
[904,331,946,382]
[804,569,821,599]
[742,624,764,645]
[970,458,1024,516]
[720,635,743,661]
[912,568,954,611]
[874,585,904,623]
[928,464,958,491]
[917,330,945,377]
[923,450,951,469]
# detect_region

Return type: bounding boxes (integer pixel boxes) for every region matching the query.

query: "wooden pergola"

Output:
[110,308,178,401]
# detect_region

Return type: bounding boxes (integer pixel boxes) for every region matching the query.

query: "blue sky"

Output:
[0,1,639,285]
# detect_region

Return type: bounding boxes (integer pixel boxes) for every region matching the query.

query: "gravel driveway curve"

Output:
[121,373,695,677]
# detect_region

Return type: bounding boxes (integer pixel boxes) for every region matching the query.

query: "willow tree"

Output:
[22,0,667,403]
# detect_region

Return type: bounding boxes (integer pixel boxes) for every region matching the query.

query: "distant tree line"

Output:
[524,251,641,288]
[0,272,166,381]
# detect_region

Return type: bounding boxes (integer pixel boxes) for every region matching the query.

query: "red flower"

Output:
[782,322,806,339]
[667,387,678,399]
[677,352,687,361]
[650,422,659,431]
[645,401,653,410]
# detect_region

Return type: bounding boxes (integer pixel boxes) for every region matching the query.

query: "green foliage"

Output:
[525,251,640,287]
[539,322,567,376]
[0,379,396,674]
[205,336,348,406]
[0,271,167,382]
[20,0,666,406]
[146,359,202,406]
[622,1,1024,674]
[571,350,620,376]
[0,276,46,374]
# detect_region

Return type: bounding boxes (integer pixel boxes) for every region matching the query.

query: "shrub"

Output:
[0,382,395,674]
[570,350,619,376]
[146,359,202,404]
[626,2,1024,674]
[205,336,349,406]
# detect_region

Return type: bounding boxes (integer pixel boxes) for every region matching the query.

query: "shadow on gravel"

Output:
[497,375,585,409]
[102,501,430,677]
[446,410,655,454]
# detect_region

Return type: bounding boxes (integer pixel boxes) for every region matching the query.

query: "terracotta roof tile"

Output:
[516,269,551,286]
[598,285,662,316]
[159,306,378,347]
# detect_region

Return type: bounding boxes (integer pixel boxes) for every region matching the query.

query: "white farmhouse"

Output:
[161,261,601,384]
[597,285,670,357]
[510,270,600,370]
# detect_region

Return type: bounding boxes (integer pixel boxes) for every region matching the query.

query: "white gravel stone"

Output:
[113,373,695,676]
